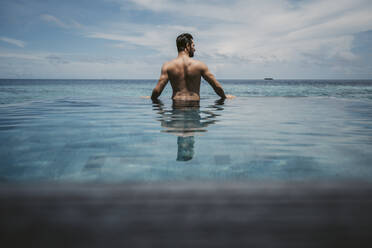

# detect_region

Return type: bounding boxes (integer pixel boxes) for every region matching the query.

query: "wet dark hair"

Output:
[176,33,193,52]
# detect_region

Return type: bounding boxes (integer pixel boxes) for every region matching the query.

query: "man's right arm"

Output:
[151,63,169,100]
[200,62,227,99]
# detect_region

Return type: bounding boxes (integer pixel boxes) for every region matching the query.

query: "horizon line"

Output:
[1,78,372,81]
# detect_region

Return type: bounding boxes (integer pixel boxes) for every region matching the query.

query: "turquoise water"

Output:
[1,79,372,182]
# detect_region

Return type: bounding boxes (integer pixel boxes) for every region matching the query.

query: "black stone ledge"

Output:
[1,181,372,248]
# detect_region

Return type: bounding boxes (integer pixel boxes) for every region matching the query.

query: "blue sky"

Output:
[0,0,372,79]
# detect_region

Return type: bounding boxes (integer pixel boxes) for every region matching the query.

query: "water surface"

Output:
[1,79,371,182]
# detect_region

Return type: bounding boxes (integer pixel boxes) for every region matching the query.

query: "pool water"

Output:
[1,79,372,182]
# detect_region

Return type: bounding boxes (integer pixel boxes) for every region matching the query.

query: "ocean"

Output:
[1,79,372,182]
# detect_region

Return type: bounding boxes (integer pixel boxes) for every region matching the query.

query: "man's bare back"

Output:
[151,33,234,101]
[166,55,202,101]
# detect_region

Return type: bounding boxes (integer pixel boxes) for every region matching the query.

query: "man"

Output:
[151,33,234,101]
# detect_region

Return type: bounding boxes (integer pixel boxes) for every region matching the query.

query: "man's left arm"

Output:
[151,64,169,100]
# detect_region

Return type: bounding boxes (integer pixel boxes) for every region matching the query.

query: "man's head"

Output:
[176,33,195,57]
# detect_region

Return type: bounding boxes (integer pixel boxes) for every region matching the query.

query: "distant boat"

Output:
[264,78,274,80]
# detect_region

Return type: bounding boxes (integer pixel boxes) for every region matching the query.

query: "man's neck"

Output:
[178,51,189,58]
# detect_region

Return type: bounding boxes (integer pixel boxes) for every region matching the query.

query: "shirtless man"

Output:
[151,33,234,101]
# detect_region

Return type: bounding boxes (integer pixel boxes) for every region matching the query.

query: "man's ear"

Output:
[185,43,191,52]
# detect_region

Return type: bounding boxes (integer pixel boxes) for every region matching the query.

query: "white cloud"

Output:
[2,0,372,79]
[0,51,158,79]
[87,24,197,55]
[111,0,372,67]
[0,37,25,48]
[40,14,82,29]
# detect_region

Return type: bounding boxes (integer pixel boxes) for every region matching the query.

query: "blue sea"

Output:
[1,79,372,182]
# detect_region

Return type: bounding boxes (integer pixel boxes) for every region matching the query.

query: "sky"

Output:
[0,0,372,79]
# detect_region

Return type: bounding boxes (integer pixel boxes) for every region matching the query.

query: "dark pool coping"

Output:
[1,181,372,247]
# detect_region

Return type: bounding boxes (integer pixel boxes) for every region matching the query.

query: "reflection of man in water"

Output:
[153,99,223,161]
[168,101,200,161]
[151,33,235,101]
[177,136,194,161]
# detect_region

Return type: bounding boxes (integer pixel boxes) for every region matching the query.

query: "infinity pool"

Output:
[1,80,372,182]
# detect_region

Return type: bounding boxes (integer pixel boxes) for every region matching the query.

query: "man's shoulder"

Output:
[163,58,206,70]
[190,59,207,70]
[160,60,174,72]
[162,60,172,67]
[162,59,178,68]
[180,58,204,68]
